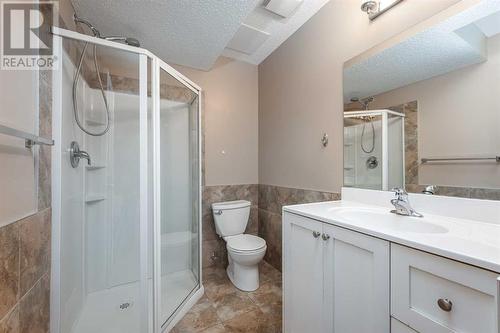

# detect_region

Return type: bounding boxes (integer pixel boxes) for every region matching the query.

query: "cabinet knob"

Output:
[437,298,452,312]
[322,233,330,241]
[312,231,321,238]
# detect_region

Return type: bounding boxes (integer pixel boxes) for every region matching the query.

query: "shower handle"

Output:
[70,141,91,168]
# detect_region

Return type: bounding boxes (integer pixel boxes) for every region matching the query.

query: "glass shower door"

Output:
[55,36,151,333]
[156,64,200,328]
[54,26,202,333]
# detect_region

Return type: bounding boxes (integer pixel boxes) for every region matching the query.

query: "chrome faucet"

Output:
[70,141,91,168]
[390,188,423,217]
[422,185,437,195]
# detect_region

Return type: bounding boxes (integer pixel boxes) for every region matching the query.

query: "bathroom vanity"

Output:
[283,188,500,333]
[317,1,500,331]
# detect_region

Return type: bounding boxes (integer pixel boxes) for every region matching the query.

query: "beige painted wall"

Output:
[371,33,500,189]
[258,0,461,192]
[174,57,259,186]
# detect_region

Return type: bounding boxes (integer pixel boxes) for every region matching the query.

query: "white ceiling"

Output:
[223,0,330,64]
[71,0,330,70]
[71,0,260,70]
[474,10,500,37]
[343,0,500,103]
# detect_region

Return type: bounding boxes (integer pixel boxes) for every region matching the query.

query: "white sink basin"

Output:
[331,207,449,234]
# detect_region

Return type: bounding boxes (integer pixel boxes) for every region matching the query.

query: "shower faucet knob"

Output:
[70,141,91,168]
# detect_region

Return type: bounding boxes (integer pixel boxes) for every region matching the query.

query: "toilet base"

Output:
[226,259,260,292]
[223,240,266,292]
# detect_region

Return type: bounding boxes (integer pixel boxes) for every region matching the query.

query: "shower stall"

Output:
[344,110,405,190]
[50,27,202,333]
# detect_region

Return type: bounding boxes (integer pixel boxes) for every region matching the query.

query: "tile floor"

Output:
[172,262,282,333]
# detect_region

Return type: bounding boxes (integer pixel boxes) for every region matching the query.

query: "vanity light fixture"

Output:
[361,0,404,20]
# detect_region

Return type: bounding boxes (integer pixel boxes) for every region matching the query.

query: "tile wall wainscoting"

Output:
[201,184,340,273]
[258,185,341,271]
[405,185,500,201]
[0,211,51,333]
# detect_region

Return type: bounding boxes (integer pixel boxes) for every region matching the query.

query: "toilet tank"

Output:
[212,200,251,237]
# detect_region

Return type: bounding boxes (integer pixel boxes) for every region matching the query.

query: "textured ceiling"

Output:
[475,10,500,37]
[343,0,500,102]
[223,0,331,64]
[71,0,260,70]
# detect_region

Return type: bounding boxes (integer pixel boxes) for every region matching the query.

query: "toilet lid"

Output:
[227,234,266,252]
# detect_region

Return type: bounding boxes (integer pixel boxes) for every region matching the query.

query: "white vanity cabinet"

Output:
[283,212,325,332]
[283,210,500,333]
[391,318,418,333]
[283,212,390,333]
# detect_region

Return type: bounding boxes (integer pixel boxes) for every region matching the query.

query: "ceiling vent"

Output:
[226,24,270,55]
[263,0,303,18]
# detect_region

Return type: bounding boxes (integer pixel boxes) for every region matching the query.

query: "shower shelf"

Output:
[85,194,106,203]
[86,165,106,170]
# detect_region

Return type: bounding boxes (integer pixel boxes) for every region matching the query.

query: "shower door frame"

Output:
[343,109,405,191]
[153,58,204,332]
[51,27,203,333]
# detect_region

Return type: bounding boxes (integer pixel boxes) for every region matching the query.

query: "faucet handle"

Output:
[70,141,91,168]
[391,187,408,198]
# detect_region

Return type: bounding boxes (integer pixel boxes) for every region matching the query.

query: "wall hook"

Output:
[321,133,329,147]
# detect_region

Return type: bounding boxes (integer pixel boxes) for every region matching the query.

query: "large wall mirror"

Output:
[343,1,500,200]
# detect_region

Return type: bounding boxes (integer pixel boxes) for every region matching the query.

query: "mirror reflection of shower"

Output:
[344,107,405,191]
[350,96,375,154]
[72,14,141,136]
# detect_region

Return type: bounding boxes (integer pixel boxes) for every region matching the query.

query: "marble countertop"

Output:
[284,200,500,274]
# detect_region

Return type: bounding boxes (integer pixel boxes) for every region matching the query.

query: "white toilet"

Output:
[212,200,267,291]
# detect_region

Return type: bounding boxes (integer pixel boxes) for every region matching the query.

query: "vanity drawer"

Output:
[391,244,500,333]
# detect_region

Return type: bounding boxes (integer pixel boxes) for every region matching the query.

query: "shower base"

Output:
[72,270,198,333]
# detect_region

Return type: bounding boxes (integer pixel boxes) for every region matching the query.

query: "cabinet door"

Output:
[392,318,418,333]
[283,212,324,333]
[322,224,390,333]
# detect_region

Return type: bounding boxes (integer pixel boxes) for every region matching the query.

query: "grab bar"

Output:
[421,156,500,164]
[0,124,54,148]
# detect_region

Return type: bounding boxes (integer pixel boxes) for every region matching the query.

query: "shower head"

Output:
[125,38,140,47]
[73,14,141,47]
[350,96,374,110]
[104,36,141,47]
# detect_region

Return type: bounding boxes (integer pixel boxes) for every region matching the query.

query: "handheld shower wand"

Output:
[72,14,141,137]
[350,97,376,154]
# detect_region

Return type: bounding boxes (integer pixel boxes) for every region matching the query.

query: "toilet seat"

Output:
[226,234,266,253]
